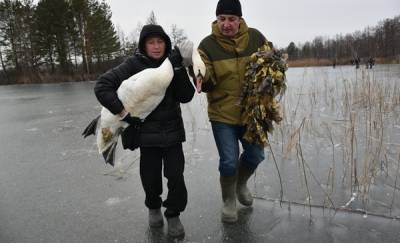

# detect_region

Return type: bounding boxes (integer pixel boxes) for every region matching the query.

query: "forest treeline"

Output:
[285,15,400,66]
[0,0,399,84]
[0,0,187,84]
[0,0,121,84]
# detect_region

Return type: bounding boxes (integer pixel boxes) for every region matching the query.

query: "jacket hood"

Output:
[138,24,172,57]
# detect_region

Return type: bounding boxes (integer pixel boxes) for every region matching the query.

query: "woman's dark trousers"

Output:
[139,143,187,218]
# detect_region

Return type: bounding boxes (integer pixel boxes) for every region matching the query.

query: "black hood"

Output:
[138,24,172,57]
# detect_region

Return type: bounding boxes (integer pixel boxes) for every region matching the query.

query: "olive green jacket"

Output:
[198,19,267,125]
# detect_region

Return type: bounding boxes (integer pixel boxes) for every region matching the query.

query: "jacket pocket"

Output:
[208,93,229,104]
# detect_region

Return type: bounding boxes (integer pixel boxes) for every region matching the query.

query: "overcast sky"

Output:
[104,0,399,48]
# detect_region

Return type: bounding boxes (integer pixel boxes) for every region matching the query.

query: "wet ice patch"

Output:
[53,126,74,133]
[342,192,357,208]
[190,148,203,160]
[25,127,39,132]
[105,197,125,206]
[16,96,42,102]
[60,148,97,157]
[105,197,121,205]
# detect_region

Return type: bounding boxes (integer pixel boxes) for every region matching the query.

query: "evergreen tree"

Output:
[34,0,72,74]
[0,0,36,82]
[70,0,91,74]
[86,0,120,63]
[145,11,157,25]
[286,42,298,60]
[0,0,23,71]
[0,0,17,77]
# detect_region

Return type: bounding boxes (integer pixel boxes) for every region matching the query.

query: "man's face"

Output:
[217,14,240,38]
[144,36,166,60]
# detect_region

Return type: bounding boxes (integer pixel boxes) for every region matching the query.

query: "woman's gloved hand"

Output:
[121,112,142,128]
[175,40,194,67]
[168,49,184,69]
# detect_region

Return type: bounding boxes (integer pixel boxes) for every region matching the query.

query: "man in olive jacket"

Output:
[198,0,269,223]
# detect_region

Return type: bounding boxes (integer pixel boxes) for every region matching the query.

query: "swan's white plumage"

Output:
[86,44,206,163]
[118,58,173,118]
[96,58,174,154]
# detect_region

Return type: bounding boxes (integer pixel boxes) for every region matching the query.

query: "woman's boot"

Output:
[167,216,185,239]
[148,208,164,227]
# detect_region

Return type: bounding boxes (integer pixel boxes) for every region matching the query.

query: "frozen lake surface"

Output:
[0,64,399,242]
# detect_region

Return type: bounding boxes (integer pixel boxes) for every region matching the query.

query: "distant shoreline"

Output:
[1,60,399,85]
[288,57,400,67]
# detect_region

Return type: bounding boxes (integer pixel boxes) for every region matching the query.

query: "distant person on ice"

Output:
[197,0,270,223]
[354,56,360,69]
[94,24,194,239]
[367,57,375,69]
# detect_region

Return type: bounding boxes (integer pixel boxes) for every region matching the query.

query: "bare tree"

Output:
[170,24,187,46]
[288,15,400,63]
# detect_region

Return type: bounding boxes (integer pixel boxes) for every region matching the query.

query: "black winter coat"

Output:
[94,51,194,149]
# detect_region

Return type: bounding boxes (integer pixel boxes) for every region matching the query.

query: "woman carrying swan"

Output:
[92,24,198,239]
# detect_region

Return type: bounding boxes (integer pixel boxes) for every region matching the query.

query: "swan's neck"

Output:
[192,49,206,77]
[155,57,174,81]
[158,58,173,71]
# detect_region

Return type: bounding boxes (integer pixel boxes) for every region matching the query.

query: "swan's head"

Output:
[192,47,206,78]
[175,40,206,92]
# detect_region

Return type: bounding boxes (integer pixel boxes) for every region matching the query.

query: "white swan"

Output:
[175,40,206,92]
[190,45,206,92]
[83,45,206,166]
[83,58,174,165]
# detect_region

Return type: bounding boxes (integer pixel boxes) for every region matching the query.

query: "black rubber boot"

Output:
[167,216,185,239]
[148,208,163,227]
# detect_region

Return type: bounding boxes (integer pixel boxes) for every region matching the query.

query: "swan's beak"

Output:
[196,70,203,93]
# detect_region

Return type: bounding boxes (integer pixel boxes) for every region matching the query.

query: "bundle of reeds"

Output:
[240,43,288,146]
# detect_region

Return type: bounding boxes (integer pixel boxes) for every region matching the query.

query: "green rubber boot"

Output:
[236,165,254,206]
[220,175,238,223]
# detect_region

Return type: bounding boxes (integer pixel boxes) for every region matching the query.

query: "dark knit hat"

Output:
[216,0,242,17]
[138,24,172,55]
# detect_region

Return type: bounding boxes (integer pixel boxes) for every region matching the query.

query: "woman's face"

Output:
[144,36,166,60]
[217,14,240,38]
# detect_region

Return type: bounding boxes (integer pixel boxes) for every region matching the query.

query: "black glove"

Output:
[121,113,142,128]
[168,49,183,69]
[176,40,194,66]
